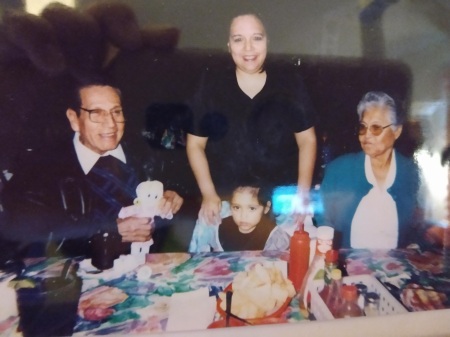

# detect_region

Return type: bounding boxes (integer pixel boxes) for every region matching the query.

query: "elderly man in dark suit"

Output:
[1,77,183,257]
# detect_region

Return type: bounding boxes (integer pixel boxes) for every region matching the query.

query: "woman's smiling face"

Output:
[228,14,268,75]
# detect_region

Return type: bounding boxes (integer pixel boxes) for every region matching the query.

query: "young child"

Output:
[189,183,289,252]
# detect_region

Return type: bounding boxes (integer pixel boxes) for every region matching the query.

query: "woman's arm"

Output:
[295,126,317,195]
[186,133,221,225]
[296,127,317,190]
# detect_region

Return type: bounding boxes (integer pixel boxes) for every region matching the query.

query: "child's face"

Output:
[230,188,270,234]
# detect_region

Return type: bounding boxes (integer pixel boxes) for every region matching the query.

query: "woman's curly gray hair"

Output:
[357,91,400,126]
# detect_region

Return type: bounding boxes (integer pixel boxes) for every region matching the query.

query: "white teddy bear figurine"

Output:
[118,180,173,258]
[118,180,173,219]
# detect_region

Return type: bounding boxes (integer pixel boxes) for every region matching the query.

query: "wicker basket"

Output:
[311,274,407,320]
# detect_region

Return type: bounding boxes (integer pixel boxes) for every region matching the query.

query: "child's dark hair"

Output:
[230,175,273,206]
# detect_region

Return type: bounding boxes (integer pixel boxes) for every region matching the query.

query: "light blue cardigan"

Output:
[318,150,421,249]
[188,201,291,253]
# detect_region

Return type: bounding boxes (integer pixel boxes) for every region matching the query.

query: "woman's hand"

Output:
[199,194,222,226]
[292,190,312,227]
[159,190,184,217]
[424,225,445,247]
[187,134,221,225]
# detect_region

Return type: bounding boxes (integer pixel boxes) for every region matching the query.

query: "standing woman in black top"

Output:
[187,13,317,227]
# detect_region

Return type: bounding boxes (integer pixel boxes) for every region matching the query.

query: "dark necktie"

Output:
[85,155,139,221]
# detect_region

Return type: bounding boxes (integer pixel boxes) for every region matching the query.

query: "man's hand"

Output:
[117,217,153,242]
[159,190,184,217]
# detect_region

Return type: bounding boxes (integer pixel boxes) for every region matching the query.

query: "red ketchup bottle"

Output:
[288,224,311,292]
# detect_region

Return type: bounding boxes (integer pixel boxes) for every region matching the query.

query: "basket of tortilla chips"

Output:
[217,263,295,323]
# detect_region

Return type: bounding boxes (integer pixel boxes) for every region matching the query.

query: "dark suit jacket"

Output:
[1,136,163,257]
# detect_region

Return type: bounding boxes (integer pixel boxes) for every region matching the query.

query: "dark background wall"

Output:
[2,0,449,221]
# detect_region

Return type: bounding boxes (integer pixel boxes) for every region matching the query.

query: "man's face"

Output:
[66,85,125,155]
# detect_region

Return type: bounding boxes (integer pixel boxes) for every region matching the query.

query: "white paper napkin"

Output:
[166,287,217,331]
[77,255,140,281]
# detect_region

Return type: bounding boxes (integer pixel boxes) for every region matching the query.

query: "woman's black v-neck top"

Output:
[189,59,316,195]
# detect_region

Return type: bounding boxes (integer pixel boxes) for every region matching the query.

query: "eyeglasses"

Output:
[79,107,126,123]
[358,123,393,136]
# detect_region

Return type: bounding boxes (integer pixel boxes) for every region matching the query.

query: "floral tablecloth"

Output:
[343,248,450,311]
[71,250,308,335]
[0,251,304,335]
[2,248,449,336]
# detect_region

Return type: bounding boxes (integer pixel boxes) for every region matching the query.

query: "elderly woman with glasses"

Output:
[318,91,422,249]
